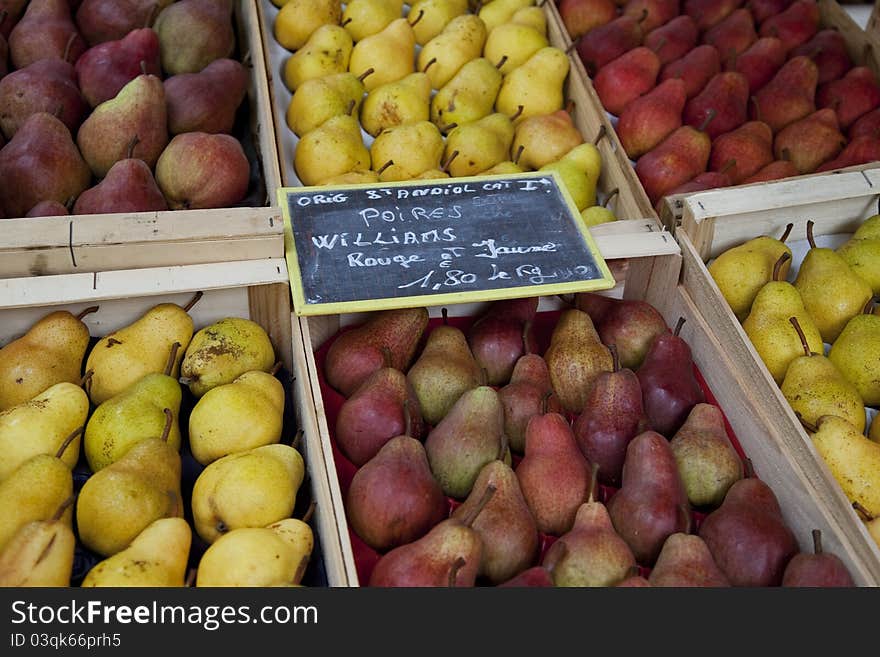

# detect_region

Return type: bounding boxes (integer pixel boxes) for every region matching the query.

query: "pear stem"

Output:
[603,189,619,208]
[164,342,181,376]
[863,297,875,315]
[651,37,668,53]
[541,390,553,414]
[441,307,449,325]
[381,345,393,368]
[185,568,197,587]
[160,408,173,442]
[65,195,76,211]
[270,361,283,376]
[376,160,395,176]
[62,33,77,64]
[811,528,823,555]
[301,499,317,524]
[51,494,76,522]
[510,105,524,123]
[625,565,641,579]
[564,99,576,116]
[609,344,619,372]
[182,290,203,312]
[796,413,818,434]
[789,316,812,358]
[673,316,686,337]
[408,9,424,28]
[79,369,94,390]
[106,337,122,346]
[75,306,99,321]
[402,398,412,437]
[55,426,84,459]
[512,144,524,165]
[780,223,794,243]
[495,55,508,70]
[744,457,755,478]
[806,220,817,249]
[720,158,737,175]
[587,462,600,504]
[439,122,458,134]
[422,57,436,74]
[698,108,717,133]
[772,252,791,282]
[498,429,508,462]
[357,68,375,83]
[593,124,607,146]
[852,501,875,521]
[341,17,352,26]
[447,557,467,587]
[291,428,303,451]
[637,7,649,23]
[441,149,459,172]
[345,99,356,117]
[460,484,497,528]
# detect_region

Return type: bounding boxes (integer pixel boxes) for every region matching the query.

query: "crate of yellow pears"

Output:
[255,0,657,232]
[674,168,880,581]
[0,261,350,587]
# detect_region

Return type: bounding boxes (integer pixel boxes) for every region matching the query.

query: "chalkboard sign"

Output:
[279,172,616,316]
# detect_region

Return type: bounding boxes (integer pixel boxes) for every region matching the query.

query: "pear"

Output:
[349,17,415,92]
[319,169,380,186]
[794,220,873,344]
[84,344,183,472]
[539,142,603,211]
[84,297,196,405]
[188,370,285,466]
[836,214,880,295]
[283,24,353,92]
[443,112,514,178]
[648,533,731,587]
[495,46,570,124]
[0,306,95,411]
[360,71,430,137]
[417,13,486,90]
[425,386,505,499]
[581,203,619,227]
[8,0,87,69]
[466,295,539,387]
[153,0,235,75]
[782,317,866,433]
[478,0,533,32]
[480,160,524,175]
[370,120,445,182]
[483,13,548,75]
[407,312,482,426]
[369,485,495,586]
[742,253,824,386]
[164,57,247,135]
[273,0,342,51]
[0,497,76,587]
[196,517,314,587]
[75,409,182,557]
[180,316,275,399]
[708,223,794,322]
[74,0,174,45]
[76,72,168,178]
[781,528,856,587]
[191,444,304,544]
[0,382,88,480]
[295,114,370,186]
[0,429,77,552]
[499,354,561,454]
[430,57,502,132]
[288,70,371,138]
[341,0,399,42]
[544,308,613,414]
[828,313,880,406]
[408,0,468,45]
[82,517,191,586]
[510,108,584,171]
[451,460,539,584]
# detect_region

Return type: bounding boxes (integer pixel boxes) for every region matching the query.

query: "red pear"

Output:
[759,0,819,53]
[574,13,647,76]
[75,0,164,45]
[467,296,539,387]
[730,36,787,94]
[790,29,852,85]
[593,46,661,116]
[498,565,555,587]
[684,0,743,30]
[659,44,721,99]
[709,120,774,183]
[750,55,818,133]
[773,108,846,174]
[558,0,617,40]
[683,71,750,139]
[623,0,680,33]
[781,529,856,587]
[740,158,800,182]
[74,27,161,108]
[749,0,793,24]
[26,199,70,216]
[817,66,880,131]
[701,8,757,68]
[8,0,87,69]
[72,144,169,214]
[635,123,712,205]
[815,135,880,172]
[498,354,562,454]
[616,77,686,159]
[849,107,880,141]
[644,15,698,65]
[659,169,734,202]
[648,533,731,586]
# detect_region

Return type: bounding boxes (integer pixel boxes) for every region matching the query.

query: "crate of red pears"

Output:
[314,294,857,587]
[557,0,880,210]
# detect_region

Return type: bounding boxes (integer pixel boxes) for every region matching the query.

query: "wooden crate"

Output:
[676,168,880,583]
[0,0,285,279]
[0,259,350,587]
[546,0,880,231]
[295,222,880,586]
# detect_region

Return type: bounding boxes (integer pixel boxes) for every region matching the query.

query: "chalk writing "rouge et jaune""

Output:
[472,239,559,258]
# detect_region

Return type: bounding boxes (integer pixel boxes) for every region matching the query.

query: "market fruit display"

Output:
[0,300,317,587]
[0,0,257,219]
[557,0,880,210]
[315,295,855,586]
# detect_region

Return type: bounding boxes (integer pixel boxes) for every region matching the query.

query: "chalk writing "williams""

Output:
[311,228,457,249]
[472,239,558,258]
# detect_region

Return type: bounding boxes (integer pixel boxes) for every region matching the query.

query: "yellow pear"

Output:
[370,120,445,181]
[483,15,548,74]
[0,430,77,553]
[0,382,88,480]
[295,113,371,186]
[496,46,569,124]
[191,444,305,543]
[319,169,380,185]
[0,306,96,411]
[430,57,503,131]
[506,5,547,33]
[286,70,370,137]
[408,0,469,45]
[81,517,191,587]
[84,295,197,405]
[75,410,182,557]
[855,502,880,549]
[809,415,880,517]
[511,108,584,170]
[188,370,285,465]
[273,0,342,51]
[837,214,880,294]
[539,142,602,211]
[0,497,76,587]
[443,112,514,177]
[360,72,432,137]
[418,13,487,90]
[869,412,879,443]
[708,224,794,322]
[180,317,276,398]
[341,0,401,42]
[282,24,353,92]
[827,313,880,406]
[479,160,524,175]
[581,201,619,227]
[478,0,534,32]
[348,17,416,92]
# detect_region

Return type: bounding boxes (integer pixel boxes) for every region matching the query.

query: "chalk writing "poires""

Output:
[358,205,463,228]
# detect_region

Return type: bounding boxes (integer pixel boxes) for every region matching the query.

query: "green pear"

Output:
[295,113,371,186]
[581,203,619,227]
[794,220,873,344]
[154,0,235,75]
[188,370,285,465]
[360,71,431,137]
[370,120,445,182]
[81,517,191,587]
[417,13,487,90]
[282,24,353,92]
[496,46,569,124]
[75,410,182,557]
[84,299,195,405]
[348,17,415,92]
[539,142,603,211]
[828,313,880,406]
[430,57,502,131]
[443,112,514,178]
[483,14,548,74]
[341,0,400,42]
[0,498,76,587]
[286,70,370,138]
[191,444,305,543]
[408,0,468,45]
[0,382,87,480]
[180,317,276,398]
[84,345,183,472]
